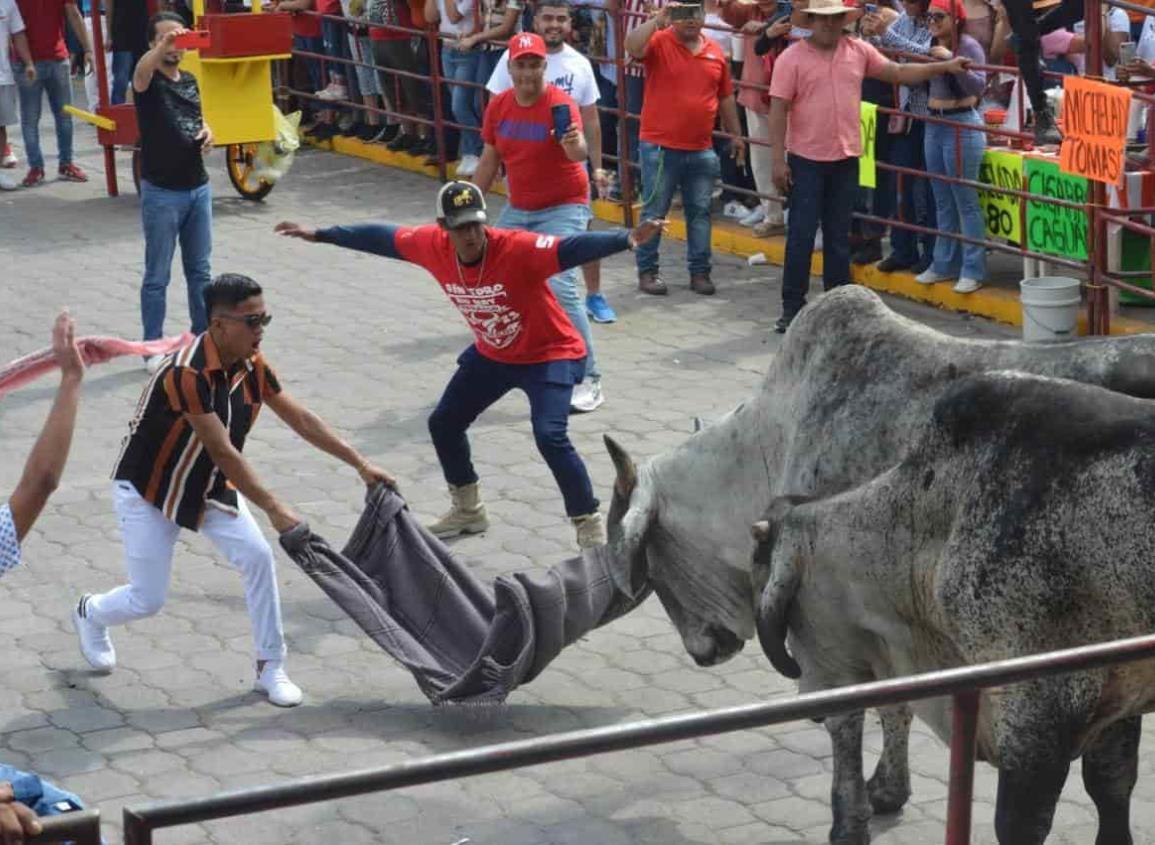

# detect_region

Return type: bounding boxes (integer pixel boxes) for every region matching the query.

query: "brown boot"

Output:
[638,271,668,296]
[690,273,716,296]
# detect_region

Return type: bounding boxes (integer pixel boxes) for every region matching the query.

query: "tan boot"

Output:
[572,512,606,549]
[427,482,490,538]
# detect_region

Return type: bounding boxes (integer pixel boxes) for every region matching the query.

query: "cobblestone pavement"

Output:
[2,125,1148,845]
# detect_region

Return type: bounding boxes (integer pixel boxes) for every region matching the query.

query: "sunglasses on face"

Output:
[927,11,950,20]
[219,312,273,329]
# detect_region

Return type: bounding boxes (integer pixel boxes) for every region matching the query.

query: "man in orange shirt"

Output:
[625,0,744,296]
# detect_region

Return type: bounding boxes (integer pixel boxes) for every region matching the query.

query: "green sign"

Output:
[859,102,877,189]
[977,150,1023,245]
[1024,157,1089,261]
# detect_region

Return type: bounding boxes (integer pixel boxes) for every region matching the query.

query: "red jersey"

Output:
[16,0,67,62]
[291,0,322,39]
[640,28,733,151]
[394,225,587,364]
[369,0,412,42]
[481,85,588,212]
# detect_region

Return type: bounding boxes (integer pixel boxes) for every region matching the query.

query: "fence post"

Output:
[614,5,635,227]
[90,0,118,196]
[426,29,449,182]
[944,689,979,845]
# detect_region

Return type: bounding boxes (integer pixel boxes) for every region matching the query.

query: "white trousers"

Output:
[744,107,784,225]
[82,17,113,112]
[87,482,287,661]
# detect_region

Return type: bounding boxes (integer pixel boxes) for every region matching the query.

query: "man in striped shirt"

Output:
[72,274,395,707]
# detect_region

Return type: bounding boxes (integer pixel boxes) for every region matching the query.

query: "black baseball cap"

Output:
[436,181,488,229]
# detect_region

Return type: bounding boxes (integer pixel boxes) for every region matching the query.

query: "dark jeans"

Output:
[781,154,857,319]
[624,75,644,176]
[1002,0,1081,114]
[428,347,597,518]
[888,118,936,266]
[294,34,325,114]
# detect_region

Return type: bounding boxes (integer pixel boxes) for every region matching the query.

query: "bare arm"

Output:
[559,123,588,162]
[768,95,791,192]
[424,0,440,24]
[11,31,33,67]
[265,389,395,486]
[134,26,186,91]
[8,314,85,541]
[183,412,300,532]
[472,143,502,192]
[579,103,603,173]
[875,55,971,85]
[462,5,518,46]
[64,3,93,55]
[443,0,463,25]
[625,10,666,59]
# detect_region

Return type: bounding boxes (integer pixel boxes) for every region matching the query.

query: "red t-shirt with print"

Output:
[640,27,733,151]
[481,85,588,211]
[16,0,67,62]
[394,224,587,364]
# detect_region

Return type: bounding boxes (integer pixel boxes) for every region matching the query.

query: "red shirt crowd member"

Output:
[624,0,744,297]
[275,182,665,549]
[13,0,92,186]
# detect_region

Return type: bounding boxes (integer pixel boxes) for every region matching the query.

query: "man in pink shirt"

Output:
[767,0,967,333]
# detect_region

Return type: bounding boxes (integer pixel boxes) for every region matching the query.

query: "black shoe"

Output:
[1033,107,1062,146]
[356,123,378,142]
[338,120,361,137]
[370,124,399,144]
[414,138,440,159]
[877,254,914,273]
[774,314,794,334]
[386,132,417,152]
[851,241,883,265]
[307,123,337,141]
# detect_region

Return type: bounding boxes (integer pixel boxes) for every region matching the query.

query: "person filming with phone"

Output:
[472,32,610,414]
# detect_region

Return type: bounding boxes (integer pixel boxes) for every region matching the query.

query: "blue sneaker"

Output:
[586,293,617,324]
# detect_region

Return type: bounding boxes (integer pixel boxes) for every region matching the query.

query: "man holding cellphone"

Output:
[133,12,215,373]
[472,33,610,413]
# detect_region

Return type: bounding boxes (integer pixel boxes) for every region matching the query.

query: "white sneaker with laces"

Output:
[915,268,954,286]
[953,277,982,294]
[722,201,747,220]
[145,354,164,374]
[570,379,604,413]
[0,172,18,191]
[456,154,479,177]
[738,205,766,227]
[72,596,116,672]
[315,82,349,101]
[255,661,303,707]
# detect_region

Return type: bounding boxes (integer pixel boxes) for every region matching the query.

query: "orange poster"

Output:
[1059,76,1132,185]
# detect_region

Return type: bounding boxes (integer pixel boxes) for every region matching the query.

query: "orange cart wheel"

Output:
[226,143,274,201]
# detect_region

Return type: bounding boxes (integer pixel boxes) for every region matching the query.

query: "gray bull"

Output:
[603,286,1155,834]
[755,371,1155,844]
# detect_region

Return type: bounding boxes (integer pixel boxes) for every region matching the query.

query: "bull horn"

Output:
[604,434,637,498]
[757,579,802,679]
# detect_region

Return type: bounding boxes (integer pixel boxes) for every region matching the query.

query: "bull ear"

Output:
[604,434,637,498]
[751,520,770,542]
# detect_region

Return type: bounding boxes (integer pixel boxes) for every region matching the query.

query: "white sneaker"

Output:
[315,82,348,101]
[722,200,747,220]
[455,154,479,177]
[953,277,982,294]
[0,172,17,191]
[255,661,303,707]
[72,596,116,672]
[570,379,605,413]
[1,144,16,168]
[915,268,954,286]
[144,354,164,374]
[738,205,767,227]
[813,228,823,251]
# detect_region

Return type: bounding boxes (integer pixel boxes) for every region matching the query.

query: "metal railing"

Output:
[29,809,102,845]
[117,632,1155,844]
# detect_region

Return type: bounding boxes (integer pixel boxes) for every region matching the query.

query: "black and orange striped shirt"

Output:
[113,332,282,530]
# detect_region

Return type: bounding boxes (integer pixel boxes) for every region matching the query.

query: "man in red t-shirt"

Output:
[274,182,663,549]
[624,0,744,296]
[13,0,93,187]
[473,32,607,415]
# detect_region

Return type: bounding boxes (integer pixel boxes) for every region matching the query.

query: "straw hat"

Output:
[790,0,864,27]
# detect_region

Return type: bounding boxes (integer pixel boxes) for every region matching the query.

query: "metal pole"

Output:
[615,4,635,226]
[427,29,448,182]
[89,0,118,196]
[944,690,980,845]
[30,810,102,845]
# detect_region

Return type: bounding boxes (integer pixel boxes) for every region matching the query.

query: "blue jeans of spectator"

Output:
[14,59,73,169]
[322,17,360,106]
[888,118,935,266]
[924,110,986,282]
[0,764,93,828]
[780,154,857,319]
[442,46,482,157]
[111,51,136,105]
[624,75,644,183]
[497,202,600,381]
[428,346,597,517]
[476,49,502,100]
[636,141,718,277]
[140,180,212,341]
[294,34,325,109]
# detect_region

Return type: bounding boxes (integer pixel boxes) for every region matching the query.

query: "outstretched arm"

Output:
[555,219,666,271]
[276,221,406,259]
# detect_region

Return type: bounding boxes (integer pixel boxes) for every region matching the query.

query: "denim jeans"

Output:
[13,59,73,169]
[624,75,644,176]
[780,154,858,320]
[140,180,212,340]
[111,51,136,105]
[924,109,987,281]
[888,118,936,266]
[428,346,597,517]
[636,141,719,276]
[322,17,360,106]
[294,34,325,106]
[0,764,91,822]
[441,47,482,157]
[497,202,599,380]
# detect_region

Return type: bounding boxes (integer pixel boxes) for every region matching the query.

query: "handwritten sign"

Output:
[977,150,1023,244]
[1025,157,1088,260]
[859,102,877,189]
[1059,76,1131,184]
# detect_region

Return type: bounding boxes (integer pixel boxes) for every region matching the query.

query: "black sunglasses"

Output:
[218,312,273,329]
[926,11,950,20]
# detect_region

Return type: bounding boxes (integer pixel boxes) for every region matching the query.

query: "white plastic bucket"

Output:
[1020,276,1081,342]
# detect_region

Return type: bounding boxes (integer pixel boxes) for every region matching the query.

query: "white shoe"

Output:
[915,268,954,285]
[144,354,164,374]
[813,228,823,251]
[722,200,747,220]
[455,154,479,177]
[72,596,116,672]
[1,144,16,168]
[315,82,348,101]
[0,172,17,191]
[738,205,766,227]
[572,511,606,548]
[255,661,303,707]
[953,277,982,294]
[570,379,605,413]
